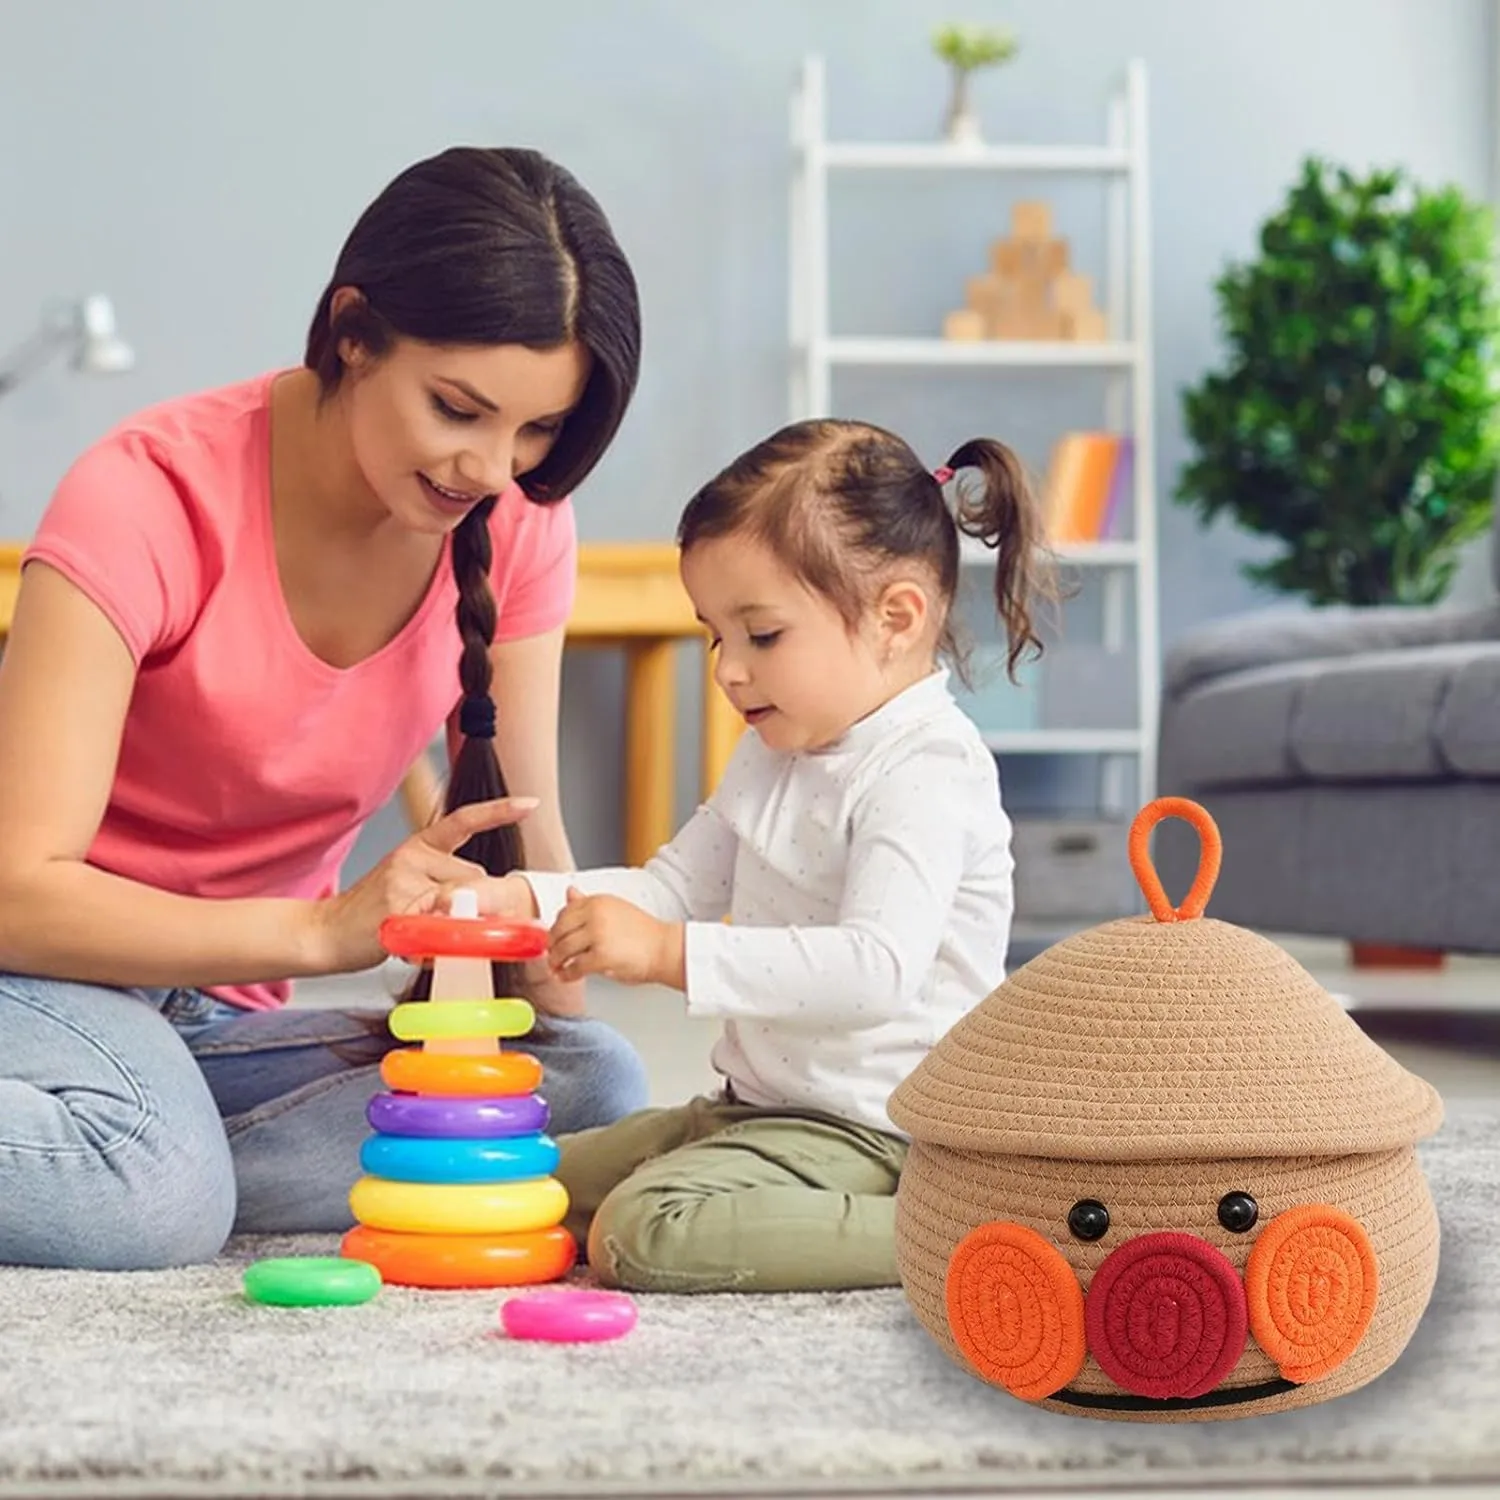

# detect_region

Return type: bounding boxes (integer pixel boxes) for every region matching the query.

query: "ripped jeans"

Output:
[0,974,648,1270]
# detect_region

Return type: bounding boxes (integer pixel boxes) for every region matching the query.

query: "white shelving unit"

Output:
[787,56,1160,813]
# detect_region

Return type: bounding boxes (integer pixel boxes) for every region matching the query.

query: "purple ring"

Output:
[365,1092,550,1139]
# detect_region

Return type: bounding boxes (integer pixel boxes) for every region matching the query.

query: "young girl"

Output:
[0,147,649,1271]
[470,417,1049,1293]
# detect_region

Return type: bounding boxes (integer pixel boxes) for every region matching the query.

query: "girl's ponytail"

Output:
[946,438,1052,679]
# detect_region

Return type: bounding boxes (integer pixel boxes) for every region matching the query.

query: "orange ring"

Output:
[341,1224,576,1289]
[1245,1204,1378,1384]
[945,1221,1086,1402]
[379,914,548,961]
[1127,796,1223,923]
[381,1048,543,1097]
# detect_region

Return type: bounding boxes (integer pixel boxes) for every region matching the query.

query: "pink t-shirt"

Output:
[24,372,577,1010]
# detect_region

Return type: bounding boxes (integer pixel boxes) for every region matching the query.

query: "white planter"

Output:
[945,109,984,148]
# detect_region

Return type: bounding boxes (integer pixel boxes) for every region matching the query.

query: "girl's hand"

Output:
[305,798,538,973]
[547,887,685,988]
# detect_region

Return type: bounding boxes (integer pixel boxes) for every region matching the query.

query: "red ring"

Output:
[379,914,549,961]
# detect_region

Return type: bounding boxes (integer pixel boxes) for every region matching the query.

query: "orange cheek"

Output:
[945,1222,1086,1401]
[1245,1204,1379,1384]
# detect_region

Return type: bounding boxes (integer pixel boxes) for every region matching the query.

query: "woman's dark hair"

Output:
[677,419,1052,681]
[307,146,640,1002]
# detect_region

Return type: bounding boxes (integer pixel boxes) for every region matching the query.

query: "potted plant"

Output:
[1177,158,1500,606]
[932,23,1018,147]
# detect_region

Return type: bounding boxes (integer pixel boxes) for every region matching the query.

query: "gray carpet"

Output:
[2,1104,1497,1500]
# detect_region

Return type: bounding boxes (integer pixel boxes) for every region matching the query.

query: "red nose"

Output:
[1084,1232,1248,1400]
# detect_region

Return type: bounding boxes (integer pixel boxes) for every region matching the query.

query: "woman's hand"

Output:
[440,872,539,922]
[303,797,538,973]
[547,887,685,989]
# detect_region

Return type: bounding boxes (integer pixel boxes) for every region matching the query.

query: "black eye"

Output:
[1218,1191,1259,1233]
[1067,1199,1110,1242]
[430,393,478,423]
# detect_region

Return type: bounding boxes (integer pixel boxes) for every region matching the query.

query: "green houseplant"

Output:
[932,23,1018,147]
[1177,158,1500,606]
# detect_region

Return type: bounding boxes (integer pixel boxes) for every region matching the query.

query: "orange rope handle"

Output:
[1127,796,1223,923]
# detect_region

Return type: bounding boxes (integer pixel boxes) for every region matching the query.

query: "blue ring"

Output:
[359,1132,561,1184]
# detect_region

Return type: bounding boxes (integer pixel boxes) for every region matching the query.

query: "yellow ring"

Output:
[389,999,535,1042]
[349,1176,569,1235]
[380,1048,542,1098]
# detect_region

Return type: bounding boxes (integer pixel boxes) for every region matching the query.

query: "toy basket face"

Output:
[888,798,1444,1424]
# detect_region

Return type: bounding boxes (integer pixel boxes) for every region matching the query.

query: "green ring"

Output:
[389,998,535,1041]
[243,1256,382,1307]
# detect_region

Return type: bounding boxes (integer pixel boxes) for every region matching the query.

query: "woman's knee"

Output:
[68,1132,236,1270]
[0,976,237,1269]
[1,1091,237,1270]
[537,1017,649,1133]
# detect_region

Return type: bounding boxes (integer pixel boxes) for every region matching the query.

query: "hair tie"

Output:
[932,465,955,484]
[459,694,497,740]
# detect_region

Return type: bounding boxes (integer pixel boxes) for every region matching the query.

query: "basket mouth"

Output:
[887,916,1444,1161]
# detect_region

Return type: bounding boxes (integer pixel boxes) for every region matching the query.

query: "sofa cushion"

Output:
[1167,662,1318,786]
[1439,652,1500,776]
[1164,601,1500,703]
[1169,642,1500,788]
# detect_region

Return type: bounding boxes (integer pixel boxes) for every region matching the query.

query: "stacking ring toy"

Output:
[366,1092,549,1139]
[342,1225,577,1289]
[389,998,534,1042]
[500,1287,638,1343]
[359,1132,560,1184]
[243,1256,381,1307]
[380,914,548,961]
[349,1175,568,1234]
[381,1048,542,1098]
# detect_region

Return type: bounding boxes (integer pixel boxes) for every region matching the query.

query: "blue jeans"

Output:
[0,974,648,1270]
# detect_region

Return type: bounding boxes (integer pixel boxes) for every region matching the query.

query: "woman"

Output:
[0,146,648,1269]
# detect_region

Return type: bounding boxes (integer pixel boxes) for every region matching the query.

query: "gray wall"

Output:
[1,0,1492,867]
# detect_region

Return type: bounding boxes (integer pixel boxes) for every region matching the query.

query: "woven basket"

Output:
[888,797,1443,1423]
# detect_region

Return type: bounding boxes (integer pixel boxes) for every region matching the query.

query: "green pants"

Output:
[554,1094,908,1294]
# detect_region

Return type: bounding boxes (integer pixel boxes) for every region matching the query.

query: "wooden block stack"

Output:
[942,201,1110,343]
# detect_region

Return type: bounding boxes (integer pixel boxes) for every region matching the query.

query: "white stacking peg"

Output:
[424,886,501,1057]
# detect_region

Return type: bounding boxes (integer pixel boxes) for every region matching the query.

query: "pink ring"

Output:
[499,1287,638,1343]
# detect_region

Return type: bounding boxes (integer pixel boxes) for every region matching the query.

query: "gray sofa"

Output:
[1155,511,1500,954]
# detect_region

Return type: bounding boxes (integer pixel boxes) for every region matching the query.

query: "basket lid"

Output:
[887,798,1443,1161]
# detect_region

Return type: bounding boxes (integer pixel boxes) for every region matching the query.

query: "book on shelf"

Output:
[1042,431,1133,543]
